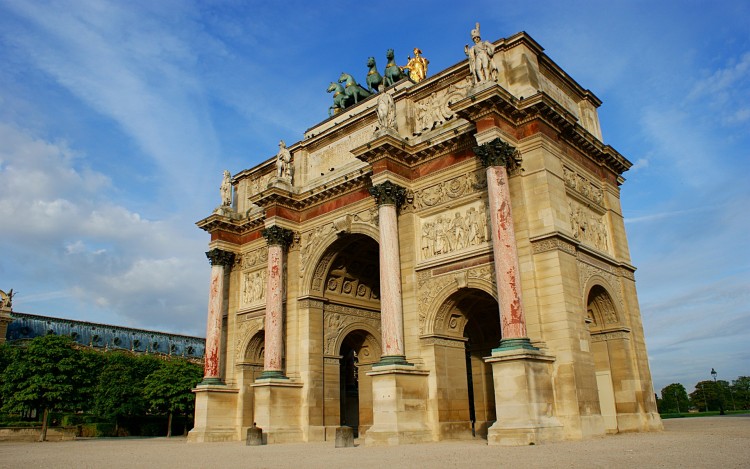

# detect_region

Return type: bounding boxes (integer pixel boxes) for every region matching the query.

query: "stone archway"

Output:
[237,331,264,429]
[423,287,501,440]
[312,233,382,438]
[586,284,635,433]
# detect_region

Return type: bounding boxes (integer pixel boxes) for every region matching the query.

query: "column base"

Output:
[251,379,303,443]
[364,365,431,446]
[485,347,563,446]
[372,355,412,367]
[257,370,288,380]
[187,385,240,442]
[197,377,224,386]
[493,337,538,353]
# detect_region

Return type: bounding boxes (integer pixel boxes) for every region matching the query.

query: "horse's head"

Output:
[386,49,395,60]
[326,82,339,93]
[367,56,376,67]
[338,72,350,83]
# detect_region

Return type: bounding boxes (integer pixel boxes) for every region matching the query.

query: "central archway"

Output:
[314,233,382,438]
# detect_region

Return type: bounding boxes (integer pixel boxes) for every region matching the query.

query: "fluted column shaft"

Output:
[202,248,235,384]
[369,181,408,364]
[260,225,293,379]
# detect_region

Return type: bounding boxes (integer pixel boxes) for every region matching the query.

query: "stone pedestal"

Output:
[485,349,563,446]
[335,426,354,447]
[187,385,240,442]
[245,424,264,446]
[364,365,431,446]
[251,379,303,443]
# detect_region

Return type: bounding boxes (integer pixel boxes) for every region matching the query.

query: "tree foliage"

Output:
[659,383,689,413]
[143,359,202,437]
[0,335,81,440]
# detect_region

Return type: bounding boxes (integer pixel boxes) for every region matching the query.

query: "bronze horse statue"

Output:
[338,72,372,105]
[366,57,383,93]
[384,48,406,87]
[327,82,348,116]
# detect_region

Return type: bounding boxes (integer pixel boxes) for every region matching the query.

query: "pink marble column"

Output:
[201,248,235,384]
[474,139,535,350]
[369,181,409,364]
[259,225,293,379]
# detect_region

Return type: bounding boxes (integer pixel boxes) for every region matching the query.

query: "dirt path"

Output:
[1,416,748,468]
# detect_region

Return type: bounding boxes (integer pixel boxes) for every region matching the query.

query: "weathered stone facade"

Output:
[188,31,661,446]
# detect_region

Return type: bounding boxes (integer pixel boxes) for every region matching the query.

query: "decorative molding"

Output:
[369,180,406,208]
[206,248,235,268]
[419,335,467,349]
[262,225,294,248]
[531,236,576,255]
[323,304,381,356]
[578,259,625,312]
[590,328,630,343]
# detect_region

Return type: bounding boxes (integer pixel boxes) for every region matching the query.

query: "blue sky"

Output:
[0,1,747,393]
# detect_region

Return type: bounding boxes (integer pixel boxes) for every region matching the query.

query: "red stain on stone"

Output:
[498,200,511,230]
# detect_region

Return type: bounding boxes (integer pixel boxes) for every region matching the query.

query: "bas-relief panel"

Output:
[412,77,471,135]
[238,247,269,310]
[419,200,490,261]
[568,199,609,254]
[244,173,276,203]
[241,269,267,308]
[305,125,373,183]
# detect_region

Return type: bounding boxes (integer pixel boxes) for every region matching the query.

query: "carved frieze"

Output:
[563,165,604,207]
[413,78,470,135]
[568,200,609,253]
[411,169,486,211]
[307,125,373,180]
[419,200,490,260]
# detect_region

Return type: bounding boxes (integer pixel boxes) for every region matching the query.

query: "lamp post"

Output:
[701,381,710,412]
[711,368,725,415]
[674,388,680,414]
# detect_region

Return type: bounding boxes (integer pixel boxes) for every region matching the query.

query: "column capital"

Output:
[473,138,519,168]
[369,180,406,208]
[262,225,294,248]
[205,248,235,267]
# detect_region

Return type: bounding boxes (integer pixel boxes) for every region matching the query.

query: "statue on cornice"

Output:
[464,22,498,85]
[376,84,397,133]
[0,289,14,310]
[404,48,429,83]
[276,140,293,182]
[220,170,232,207]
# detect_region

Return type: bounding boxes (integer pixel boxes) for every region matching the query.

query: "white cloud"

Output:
[0,122,208,335]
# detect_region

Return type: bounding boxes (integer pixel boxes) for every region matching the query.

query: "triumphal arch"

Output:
[188,27,662,446]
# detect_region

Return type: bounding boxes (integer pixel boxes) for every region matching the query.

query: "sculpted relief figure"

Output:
[220,170,232,207]
[464,22,498,85]
[276,140,292,182]
[375,84,397,133]
[421,205,490,259]
[404,47,429,83]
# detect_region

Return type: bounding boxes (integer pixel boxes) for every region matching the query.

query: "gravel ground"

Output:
[1,416,748,469]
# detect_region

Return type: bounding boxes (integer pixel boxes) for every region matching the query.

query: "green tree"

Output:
[659,383,689,413]
[0,343,18,410]
[0,335,81,441]
[93,353,147,434]
[732,376,750,410]
[690,380,722,412]
[143,359,202,437]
